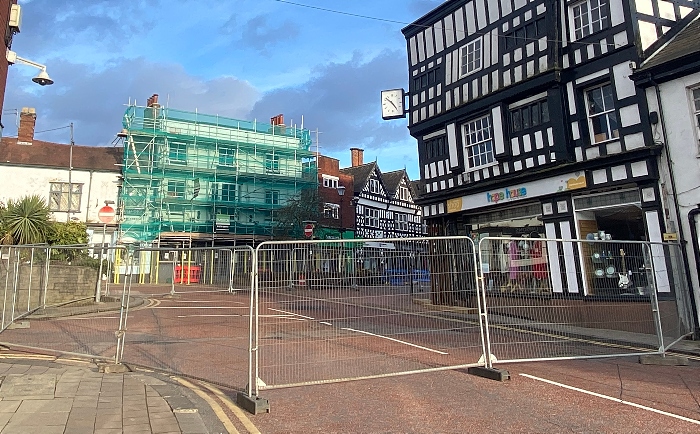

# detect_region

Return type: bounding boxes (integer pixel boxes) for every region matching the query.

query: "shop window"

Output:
[425,136,447,159]
[462,114,495,171]
[49,182,82,212]
[510,99,550,133]
[504,18,546,50]
[585,83,619,144]
[693,87,700,152]
[459,37,482,78]
[570,0,609,41]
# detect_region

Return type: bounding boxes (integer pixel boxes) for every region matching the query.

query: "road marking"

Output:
[341,327,449,355]
[520,373,700,426]
[60,316,120,320]
[267,308,315,320]
[197,382,262,434]
[177,314,241,318]
[152,306,249,309]
[162,300,245,304]
[172,376,240,434]
[320,322,333,326]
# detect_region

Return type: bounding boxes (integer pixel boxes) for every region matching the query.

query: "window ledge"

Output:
[464,161,498,174]
[589,138,620,147]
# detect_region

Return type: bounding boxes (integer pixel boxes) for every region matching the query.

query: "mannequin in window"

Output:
[530,232,548,292]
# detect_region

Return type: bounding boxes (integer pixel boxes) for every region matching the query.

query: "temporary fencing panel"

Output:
[477,237,694,366]
[248,237,486,393]
[0,245,128,362]
[118,246,254,390]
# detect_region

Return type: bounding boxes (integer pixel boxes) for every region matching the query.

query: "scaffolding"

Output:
[118,103,317,246]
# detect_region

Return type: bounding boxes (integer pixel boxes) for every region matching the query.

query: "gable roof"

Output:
[638,14,700,73]
[339,162,379,195]
[382,170,408,196]
[0,137,123,172]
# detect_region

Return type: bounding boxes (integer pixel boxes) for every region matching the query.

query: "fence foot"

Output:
[236,393,270,414]
[467,366,510,382]
[98,363,131,374]
[639,354,688,366]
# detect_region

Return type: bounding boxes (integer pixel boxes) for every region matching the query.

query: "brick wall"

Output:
[0,0,18,120]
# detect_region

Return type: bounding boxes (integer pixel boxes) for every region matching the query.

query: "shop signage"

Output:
[446,172,586,213]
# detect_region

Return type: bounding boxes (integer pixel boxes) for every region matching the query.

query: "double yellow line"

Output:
[172,376,261,434]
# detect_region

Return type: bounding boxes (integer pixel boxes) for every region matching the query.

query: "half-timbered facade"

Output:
[339,148,423,240]
[402,0,700,298]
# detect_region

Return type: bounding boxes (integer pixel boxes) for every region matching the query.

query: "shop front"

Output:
[438,167,671,299]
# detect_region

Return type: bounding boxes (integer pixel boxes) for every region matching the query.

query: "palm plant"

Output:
[1,195,52,245]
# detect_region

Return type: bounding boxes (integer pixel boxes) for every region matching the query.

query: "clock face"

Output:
[381,89,405,120]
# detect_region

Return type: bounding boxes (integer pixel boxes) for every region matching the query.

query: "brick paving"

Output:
[0,358,221,434]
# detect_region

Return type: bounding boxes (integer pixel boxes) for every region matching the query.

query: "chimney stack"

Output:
[17,107,36,145]
[146,94,159,107]
[350,148,364,167]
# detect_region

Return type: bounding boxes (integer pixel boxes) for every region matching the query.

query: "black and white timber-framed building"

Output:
[401,0,700,302]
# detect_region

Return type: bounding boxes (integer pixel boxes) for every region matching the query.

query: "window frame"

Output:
[168,142,187,165]
[364,208,380,228]
[584,83,619,145]
[425,135,447,160]
[692,87,700,153]
[323,203,340,219]
[569,0,609,41]
[167,180,186,198]
[459,37,483,78]
[49,182,83,212]
[504,17,546,51]
[461,114,496,172]
[265,154,280,174]
[509,99,550,134]
[369,179,380,194]
[265,190,280,205]
[218,147,236,167]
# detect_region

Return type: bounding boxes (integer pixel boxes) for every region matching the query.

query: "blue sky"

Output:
[4,0,446,179]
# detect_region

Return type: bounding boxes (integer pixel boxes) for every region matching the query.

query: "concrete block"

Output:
[236,392,270,414]
[639,354,688,366]
[98,364,131,374]
[467,366,511,381]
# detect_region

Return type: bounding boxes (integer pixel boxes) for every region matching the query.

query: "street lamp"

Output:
[6,50,54,86]
[337,185,345,235]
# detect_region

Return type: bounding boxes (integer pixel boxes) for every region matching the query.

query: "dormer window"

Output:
[459,37,482,78]
[570,0,609,41]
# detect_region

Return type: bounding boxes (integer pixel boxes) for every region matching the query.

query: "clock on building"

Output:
[381,89,405,120]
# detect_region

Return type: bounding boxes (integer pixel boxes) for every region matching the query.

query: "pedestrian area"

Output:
[0,354,226,434]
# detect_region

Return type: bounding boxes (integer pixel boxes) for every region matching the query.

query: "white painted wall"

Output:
[646,70,700,324]
[0,165,120,225]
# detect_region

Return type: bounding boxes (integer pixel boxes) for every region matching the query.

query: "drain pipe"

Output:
[653,81,699,337]
[687,207,700,336]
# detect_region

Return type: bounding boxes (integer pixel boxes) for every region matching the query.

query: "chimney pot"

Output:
[18,107,37,145]
[350,148,364,167]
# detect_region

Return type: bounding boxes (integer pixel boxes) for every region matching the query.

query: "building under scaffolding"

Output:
[118,96,317,247]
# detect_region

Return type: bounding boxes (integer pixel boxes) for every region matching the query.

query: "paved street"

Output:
[1,287,700,433]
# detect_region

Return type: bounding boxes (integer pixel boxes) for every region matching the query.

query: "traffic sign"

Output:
[98,205,116,224]
[304,223,314,238]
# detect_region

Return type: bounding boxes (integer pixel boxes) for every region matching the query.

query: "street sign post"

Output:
[304,223,314,238]
[96,204,116,303]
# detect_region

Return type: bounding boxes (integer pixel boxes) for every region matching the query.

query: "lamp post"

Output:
[337,185,345,237]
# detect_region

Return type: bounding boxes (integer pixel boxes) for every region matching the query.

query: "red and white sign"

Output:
[304,223,314,238]
[98,205,116,224]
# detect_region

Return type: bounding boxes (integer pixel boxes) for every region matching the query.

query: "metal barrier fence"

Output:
[0,245,128,362]
[248,237,486,394]
[476,237,695,367]
[117,246,254,390]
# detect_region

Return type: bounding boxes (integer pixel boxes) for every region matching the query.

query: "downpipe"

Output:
[687,207,700,338]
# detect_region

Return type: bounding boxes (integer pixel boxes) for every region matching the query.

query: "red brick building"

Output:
[317,155,355,238]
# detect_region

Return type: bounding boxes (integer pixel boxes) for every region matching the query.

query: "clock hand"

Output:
[384,98,399,110]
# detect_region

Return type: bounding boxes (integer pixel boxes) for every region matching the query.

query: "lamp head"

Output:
[337,185,345,196]
[32,70,53,86]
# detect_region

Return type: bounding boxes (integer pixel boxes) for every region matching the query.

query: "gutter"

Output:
[688,207,700,337]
